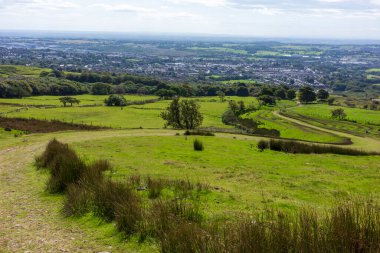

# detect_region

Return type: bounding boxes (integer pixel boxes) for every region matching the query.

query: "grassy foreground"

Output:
[33,136,380,252]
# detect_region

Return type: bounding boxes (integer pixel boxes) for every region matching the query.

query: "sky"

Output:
[0,0,380,40]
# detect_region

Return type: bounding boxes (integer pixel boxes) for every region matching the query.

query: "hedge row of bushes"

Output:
[257,139,380,156]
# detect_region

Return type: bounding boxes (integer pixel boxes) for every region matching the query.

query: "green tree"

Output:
[236,86,249,97]
[59,96,80,107]
[299,86,316,104]
[161,97,203,129]
[286,89,296,100]
[92,83,112,95]
[274,88,287,100]
[105,94,127,106]
[331,108,347,120]
[217,91,225,102]
[317,89,329,101]
[258,95,276,106]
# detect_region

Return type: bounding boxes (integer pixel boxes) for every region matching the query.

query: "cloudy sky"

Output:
[0,0,380,39]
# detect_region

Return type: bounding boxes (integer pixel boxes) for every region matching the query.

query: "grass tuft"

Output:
[193,139,204,151]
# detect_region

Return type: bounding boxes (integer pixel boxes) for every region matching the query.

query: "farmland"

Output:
[0,76,380,252]
[283,104,380,139]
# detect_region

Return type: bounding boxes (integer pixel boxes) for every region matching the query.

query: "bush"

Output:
[35,139,86,193]
[104,94,127,106]
[193,139,204,151]
[184,130,215,136]
[62,183,92,217]
[258,139,379,156]
[257,140,268,151]
[93,180,133,222]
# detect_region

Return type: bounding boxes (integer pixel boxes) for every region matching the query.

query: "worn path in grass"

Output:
[0,130,182,253]
[274,110,380,152]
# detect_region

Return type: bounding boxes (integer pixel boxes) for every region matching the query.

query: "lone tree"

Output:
[258,95,276,106]
[59,97,80,107]
[286,89,296,100]
[317,89,329,101]
[105,94,127,106]
[161,97,203,129]
[298,86,316,104]
[274,88,287,100]
[217,91,225,102]
[331,108,347,120]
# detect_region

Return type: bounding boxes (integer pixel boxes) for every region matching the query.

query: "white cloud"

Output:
[370,0,380,5]
[90,3,201,20]
[167,0,228,7]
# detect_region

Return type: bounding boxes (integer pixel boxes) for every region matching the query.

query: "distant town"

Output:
[1,36,379,96]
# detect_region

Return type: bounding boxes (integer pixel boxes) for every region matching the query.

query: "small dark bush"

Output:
[184,130,215,136]
[258,139,379,156]
[193,139,204,151]
[35,139,86,193]
[257,140,268,151]
[4,127,11,132]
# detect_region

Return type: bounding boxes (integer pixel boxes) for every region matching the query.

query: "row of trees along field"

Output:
[0,67,334,102]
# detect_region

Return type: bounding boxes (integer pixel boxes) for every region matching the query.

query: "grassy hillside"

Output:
[0,65,51,77]
[284,104,380,139]
[0,95,158,106]
[70,134,380,215]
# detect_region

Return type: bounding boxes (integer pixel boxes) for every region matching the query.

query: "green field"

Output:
[71,134,380,214]
[288,104,380,125]
[244,109,347,144]
[367,74,380,80]
[220,79,258,85]
[0,65,51,77]
[1,94,380,252]
[0,96,260,130]
[1,96,368,144]
[0,95,158,106]
[283,104,380,139]
[366,68,380,73]
[187,47,248,55]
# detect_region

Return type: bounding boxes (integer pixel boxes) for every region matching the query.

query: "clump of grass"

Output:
[35,139,86,193]
[62,183,92,217]
[258,139,379,156]
[147,177,164,199]
[193,139,204,151]
[93,180,134,222]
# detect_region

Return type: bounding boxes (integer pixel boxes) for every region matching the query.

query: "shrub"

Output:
[104,94,127,106]
[257,140,268,151]
[184,130,215,136]
[114,189,143,237]
[258,139,379,156]
[331,108,347,120]
[93,180,133,222]
[193,139,204,151]
[35,139,86,193]
[62,183,92,217]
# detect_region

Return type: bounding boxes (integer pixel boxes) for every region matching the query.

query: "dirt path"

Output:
[273,110,380,152]
[0,129,176,253]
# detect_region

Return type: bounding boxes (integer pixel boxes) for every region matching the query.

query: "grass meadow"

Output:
[285,104,380,139]
[70,134,380,216]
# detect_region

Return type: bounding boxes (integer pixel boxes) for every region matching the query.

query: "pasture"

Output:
[1,94,380,252]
